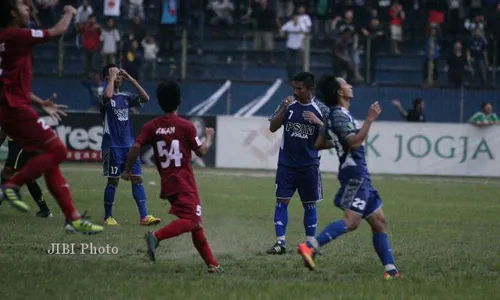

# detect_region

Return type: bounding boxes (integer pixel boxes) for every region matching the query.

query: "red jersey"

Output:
[0,28,52,108]
[135,114,202,198]
[389,5,404,26]
[78,23,101,51]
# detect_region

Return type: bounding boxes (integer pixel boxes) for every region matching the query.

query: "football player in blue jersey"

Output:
[266,72,330,255]
[297,76,401,279]
[100,65,161,226]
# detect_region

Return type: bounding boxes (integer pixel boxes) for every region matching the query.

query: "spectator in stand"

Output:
[464,14,486,37]
[280,13,306,81]
[445,41,468,87]
[79,14,102,73]
[250,0,277,65]
[100,18,121,67]
[158,0,179,63]
[207,0,235,26]
[427,0,447,27]
[82,71,106,111]
[315,0,331,36]
[277,0,294,24]
[422,26,440,87]
[141,36,159,80]
[334,10,362,82]
[392,98,426,122]
[467,28,489,86]
[469,102,499,126]
[123,40,142,80]
[362,18,385,85]
[129,16,147,47]
[75,0,93,27]
[129,0,145,20]
[389,0,405,55]
[331,28,355,82]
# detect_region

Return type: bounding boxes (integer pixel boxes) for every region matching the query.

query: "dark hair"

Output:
[481,102,490,109]
[293,72,315,88]
[316,75,341,107]
[102,64,117,78]
[156,80,181,112]
[0,0,18,29]
[413,98,423,108]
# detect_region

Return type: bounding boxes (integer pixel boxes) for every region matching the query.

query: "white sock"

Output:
[384,264,397,272]
[277,236,286,243]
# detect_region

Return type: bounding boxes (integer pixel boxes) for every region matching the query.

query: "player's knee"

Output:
[130,176,142,184]
[344,214,362,231]
[369,215,387,233]
[108,177,120,186]
[277,198,291,205]
[1,167,15,180]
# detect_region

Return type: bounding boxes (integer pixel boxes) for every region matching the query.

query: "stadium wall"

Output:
[1,114,498,177]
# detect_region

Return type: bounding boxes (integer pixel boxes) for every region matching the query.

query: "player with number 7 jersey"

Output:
[122,80,221,273]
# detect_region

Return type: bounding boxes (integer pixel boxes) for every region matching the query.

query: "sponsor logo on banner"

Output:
[242,125,281,162]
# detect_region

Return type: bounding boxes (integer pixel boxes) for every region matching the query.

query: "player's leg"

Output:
[297,166,323,243]
[191,226,221,273]
[365,189,401,279]
[128,150,160,225]
[298,178,367,270]
[102,148,120,225]
[267,166,295,255]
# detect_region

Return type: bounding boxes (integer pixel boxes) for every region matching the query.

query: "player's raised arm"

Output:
[120,69,150,103]
[345,102,381,149]
[103,68,120,100]
[30,93,68,121]
[269,96,294,132]
[195,128,215,158]
[48,6,77,38]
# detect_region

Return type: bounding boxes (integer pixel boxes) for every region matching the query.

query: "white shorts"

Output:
[391,25,402,42]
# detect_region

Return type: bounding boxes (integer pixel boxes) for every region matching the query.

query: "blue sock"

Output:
[315,220,348,247]
[373,232,397,273]
[132,183,148,219]
[303,203,317,239]
[274,201,289,243]
[104,184,117,219]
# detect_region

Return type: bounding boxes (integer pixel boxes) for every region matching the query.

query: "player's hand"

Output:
[205,128,215,139]
[119,69,135,82]
[303,111,323,125]
[367,101,381,122]
[63,5,77,16]
[121,172,131,181]
[109,67,120,80]
[391,99,401,107]
[41,93,68,121]
[282,96,295,110]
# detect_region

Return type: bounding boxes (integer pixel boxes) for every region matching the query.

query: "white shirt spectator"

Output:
[100,29,120,54]
[129,0,143,4]
[281,20,306,49]
[298,14,312,33]
[142,40,159,61]
[207,0,234,18]
[76,5,93,24]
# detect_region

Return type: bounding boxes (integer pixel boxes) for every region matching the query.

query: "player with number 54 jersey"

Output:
[122,80,222,273]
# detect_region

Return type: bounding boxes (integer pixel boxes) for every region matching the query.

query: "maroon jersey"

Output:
[0,28,52,107]
[135,114,202,198]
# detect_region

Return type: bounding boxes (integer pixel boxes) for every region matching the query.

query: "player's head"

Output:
[413,98,424,111]
[316,75,354,108]
[481,102,492,114]
[292,72,315,103]
[0,0,30,29]
[157,80,182,113]
[102,64,124,87]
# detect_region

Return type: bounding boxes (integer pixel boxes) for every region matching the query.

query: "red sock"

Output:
[44,167,80,220]
[154,219,197,241]
[192,227,219,267]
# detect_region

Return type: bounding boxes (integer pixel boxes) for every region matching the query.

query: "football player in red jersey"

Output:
[0,0,103,234]
[122,80,221,273]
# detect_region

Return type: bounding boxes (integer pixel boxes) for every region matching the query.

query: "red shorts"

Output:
[166,192,202,223]
[0,105,57,152]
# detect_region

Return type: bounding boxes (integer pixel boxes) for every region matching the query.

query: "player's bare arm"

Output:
[391,99,408,118]
[269,96,294,132]
[122,143,142,181]
[303,111,324,126]
[103,68,120,100]
[346,102,381,150]
[47,6,77,38]
[30,93,68,121]
[195,128,215,157]
[120,69,150,103]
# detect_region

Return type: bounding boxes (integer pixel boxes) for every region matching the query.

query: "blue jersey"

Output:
[325,106,369,183]
[101,92,142,150]
[269,98,330,168]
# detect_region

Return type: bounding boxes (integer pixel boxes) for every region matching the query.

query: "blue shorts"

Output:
[334,178,382,218]
[102,147,142,177]
[275,165,323,203]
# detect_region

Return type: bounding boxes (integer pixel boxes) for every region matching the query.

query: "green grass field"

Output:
[1,164,499,300]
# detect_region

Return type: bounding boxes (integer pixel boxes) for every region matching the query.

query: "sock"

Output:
[373,232,397,274]
[26,181,49,212]
[303,203,317,240]
[104,184,117,219]
[315,220,348,247]
[154,218,198,241]
[192,227,219,267]
[132,183,148,218]
[44,167,80,221]
[274,200,289,242]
